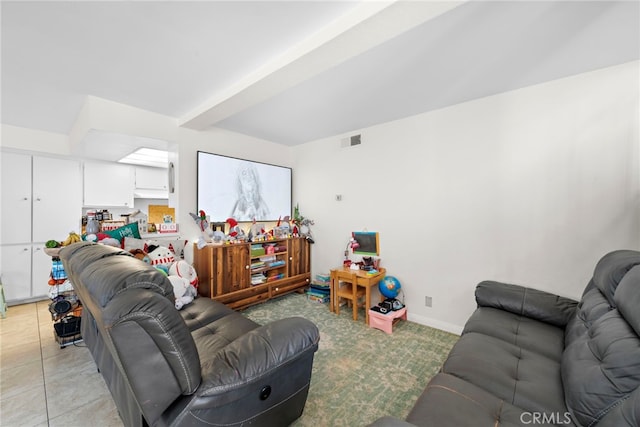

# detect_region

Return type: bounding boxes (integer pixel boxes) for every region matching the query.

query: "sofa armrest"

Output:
[367,416,416,427]
[199,316,320,396]
[475,280,578,327]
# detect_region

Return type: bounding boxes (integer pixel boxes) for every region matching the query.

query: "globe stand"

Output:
[378,275,403,312]
[380,298,404,312]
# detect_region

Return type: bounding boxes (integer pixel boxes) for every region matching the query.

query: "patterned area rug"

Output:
[243,293,459,427]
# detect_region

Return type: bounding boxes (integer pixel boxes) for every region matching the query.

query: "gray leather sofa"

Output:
[370,249,640,427]
[60,242,320,427]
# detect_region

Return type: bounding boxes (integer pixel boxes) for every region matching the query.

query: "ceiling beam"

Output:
[178,0,463,131]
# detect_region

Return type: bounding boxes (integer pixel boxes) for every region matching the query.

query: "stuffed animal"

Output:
[212,230,225,243]
[226,217,246,242]
[146,245,176,269]
[167,275,197,310]
[98,237,121,248]
[129,248,151,264]
[168,260,198,289]
[248,219,267,241]
[190,210,214,249]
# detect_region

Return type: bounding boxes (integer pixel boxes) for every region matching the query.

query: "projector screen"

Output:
[197,151,292,223]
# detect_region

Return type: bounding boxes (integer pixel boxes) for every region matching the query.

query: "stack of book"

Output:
[251,260,266,271]
[306,273,331,303]
[251,273,266,285]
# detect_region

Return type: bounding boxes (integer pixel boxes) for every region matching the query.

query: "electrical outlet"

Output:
[425,296,433,307]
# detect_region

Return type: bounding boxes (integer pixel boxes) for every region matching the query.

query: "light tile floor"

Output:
[0,301,123,427]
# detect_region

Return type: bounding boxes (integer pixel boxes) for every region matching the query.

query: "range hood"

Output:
[134,189,168,199]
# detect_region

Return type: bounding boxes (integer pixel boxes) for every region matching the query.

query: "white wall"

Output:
[292,61,640,333]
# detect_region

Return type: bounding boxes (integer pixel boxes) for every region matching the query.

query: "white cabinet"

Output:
[83,161,134,207]
[32,156,83,242]
[0,245,53,301]
[1,153,82,244]
[135,166,168,191]
[32,245,53,298]
[134,166,169,199]
[1,152,82,303]
[1,152,32,244]
[0,245,31,301]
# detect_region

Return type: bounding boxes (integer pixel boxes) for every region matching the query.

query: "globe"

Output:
[379,276,401,299]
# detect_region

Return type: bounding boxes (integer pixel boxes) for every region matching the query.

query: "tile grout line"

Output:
[37,303,52,426]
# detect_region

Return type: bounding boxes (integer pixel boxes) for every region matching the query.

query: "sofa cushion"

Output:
[591,249,640,306]
[442,332,567,415]
[564,285,613,347]
[179,297,239,332]
[614,265,640,336]
[564,251,640,348]
[406,373,572,427]
[463,307,565,361]
[475,281,577,327]
[593,385,640,427]
[192,311,259,359]
[562,308,640,427]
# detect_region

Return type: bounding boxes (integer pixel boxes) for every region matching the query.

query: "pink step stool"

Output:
[368,307,407,334]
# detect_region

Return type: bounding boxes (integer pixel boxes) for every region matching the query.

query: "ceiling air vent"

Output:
[340,134,362,148]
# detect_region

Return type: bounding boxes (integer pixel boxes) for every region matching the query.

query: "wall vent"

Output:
[340,134,362,148]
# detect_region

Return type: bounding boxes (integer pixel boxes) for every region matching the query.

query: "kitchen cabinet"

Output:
[83,161,134,207]
[1,152,82,303]
[134,166,169,199]
[135,166,168,191]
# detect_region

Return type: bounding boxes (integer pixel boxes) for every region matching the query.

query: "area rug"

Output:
[242,293,459,427]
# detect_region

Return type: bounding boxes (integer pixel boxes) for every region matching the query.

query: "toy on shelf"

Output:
[226,217,246,242]
[248,219,267,242]
[293,204,315,243]
[190,210,214,249]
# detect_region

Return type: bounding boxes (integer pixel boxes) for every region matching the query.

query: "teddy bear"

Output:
[168,260,198,289]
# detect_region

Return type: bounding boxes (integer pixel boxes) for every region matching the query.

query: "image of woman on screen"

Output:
[230,163,270,221]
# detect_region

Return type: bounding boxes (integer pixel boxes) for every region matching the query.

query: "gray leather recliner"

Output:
[369,249,640,427]
[60,242,320,427]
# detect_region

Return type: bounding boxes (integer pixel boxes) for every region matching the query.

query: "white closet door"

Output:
[1,152,32,244]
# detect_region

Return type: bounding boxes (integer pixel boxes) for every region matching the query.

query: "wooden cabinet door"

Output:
[215,244,250,295]
[1,152,32,244]
[288,238,310,277]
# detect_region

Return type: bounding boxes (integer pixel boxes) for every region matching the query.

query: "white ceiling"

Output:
[1,1,639,148]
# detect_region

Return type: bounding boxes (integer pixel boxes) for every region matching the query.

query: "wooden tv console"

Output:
[193,237,311,310]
